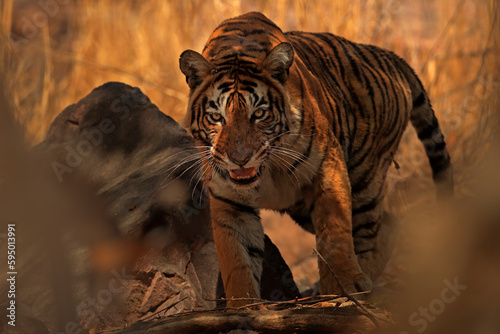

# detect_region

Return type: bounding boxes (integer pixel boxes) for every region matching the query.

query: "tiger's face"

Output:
[180,43,295,188]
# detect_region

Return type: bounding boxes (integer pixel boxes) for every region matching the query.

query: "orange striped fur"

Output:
[179,12,453,306]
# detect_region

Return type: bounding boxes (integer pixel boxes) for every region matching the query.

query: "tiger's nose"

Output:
[227,147,253,166]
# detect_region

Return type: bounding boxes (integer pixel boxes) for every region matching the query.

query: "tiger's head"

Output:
[179,43,296,188]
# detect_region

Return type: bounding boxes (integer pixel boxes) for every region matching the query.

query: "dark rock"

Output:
[36,82,210,239]
[31,82,299,330]
[35,82,216,330]
[139,272,180,313]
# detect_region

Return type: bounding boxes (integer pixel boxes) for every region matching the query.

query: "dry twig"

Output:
[138,296,188,322]
[313,248,384,327]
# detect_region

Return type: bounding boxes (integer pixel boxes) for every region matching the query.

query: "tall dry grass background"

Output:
[2,0,500,287]
[2,0,497,196]
[1,0,499,332]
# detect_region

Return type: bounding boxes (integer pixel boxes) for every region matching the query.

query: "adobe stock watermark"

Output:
[51,89,148,182]
[360,0,402,41]
[178,186,210,224]
[400,277,467,334]
[9,0,72,49]
[59,267,134,334]
[50,118,116,182]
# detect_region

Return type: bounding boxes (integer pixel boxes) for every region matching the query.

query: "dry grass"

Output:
[1,0,499,299]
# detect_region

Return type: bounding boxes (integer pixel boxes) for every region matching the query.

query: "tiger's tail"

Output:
[395,55,454,200]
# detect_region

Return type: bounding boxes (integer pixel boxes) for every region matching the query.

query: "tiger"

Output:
[179,12,453,307]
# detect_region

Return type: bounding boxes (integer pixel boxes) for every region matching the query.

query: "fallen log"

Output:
[100,304,389,334]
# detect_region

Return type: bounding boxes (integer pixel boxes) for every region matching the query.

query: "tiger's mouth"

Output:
[227,166,262,185]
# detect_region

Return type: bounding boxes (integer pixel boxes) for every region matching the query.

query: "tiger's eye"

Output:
[253,109,266,119]
[209,113,223,123]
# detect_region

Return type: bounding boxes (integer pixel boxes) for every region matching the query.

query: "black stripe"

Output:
[350,161,379,194]
[289,119,315,173]
[417,117,439,140]
[363,47,391,127]
[352,185,385,215]
[247,245,265,258]
[240,80,258,88]
[254,144,269,160]
[346,101,356,159]
[203,35,232,51]
[217,18,281,36]
[361,64,406,160]
[266,123,279,134]
[425,141,446,155]
[313,33,341,75]
[378,55,406,139]
[352,221,376,235]
[429,154,451,174]
[350,43,379,114]
[351,43,388,133]
[305,33,346,80]
[215,220,240,235]
[354,222,381,238]
[217,81,233,92]
[317,150,328,170]
[251,15,282,31]
[213,72,227,83]
[253,272,261,284]
[217,53,240,61]
[300,33,352,150]
[214,146,226,157]
[190,130,212,147]
[355,248,375,255]
[209,190,258,216]
[413,92,426,108]
[191,94,204,126]
[338,41,365,94]
[208,100,217,109]
[245,28,278,39]
[245,46,267,54]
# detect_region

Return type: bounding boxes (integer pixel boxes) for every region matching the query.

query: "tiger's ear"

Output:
[179,50,213,90]
[262,42,294,84]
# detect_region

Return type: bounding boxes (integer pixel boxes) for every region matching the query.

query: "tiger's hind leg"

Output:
[349,149,401,282]
[353,209,398,281]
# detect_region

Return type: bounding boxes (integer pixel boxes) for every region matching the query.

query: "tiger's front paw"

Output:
[318,265,373,296]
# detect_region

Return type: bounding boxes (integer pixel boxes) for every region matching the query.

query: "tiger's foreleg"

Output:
[210,195,265,308]
[312,146,373,295]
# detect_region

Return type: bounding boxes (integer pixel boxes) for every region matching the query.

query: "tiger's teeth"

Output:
[229,167,257,179]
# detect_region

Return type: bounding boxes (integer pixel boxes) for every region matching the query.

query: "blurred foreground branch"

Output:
[100,306,388,334]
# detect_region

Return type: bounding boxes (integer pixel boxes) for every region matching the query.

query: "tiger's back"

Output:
[287,31,452,197]
[286,32,410,221]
